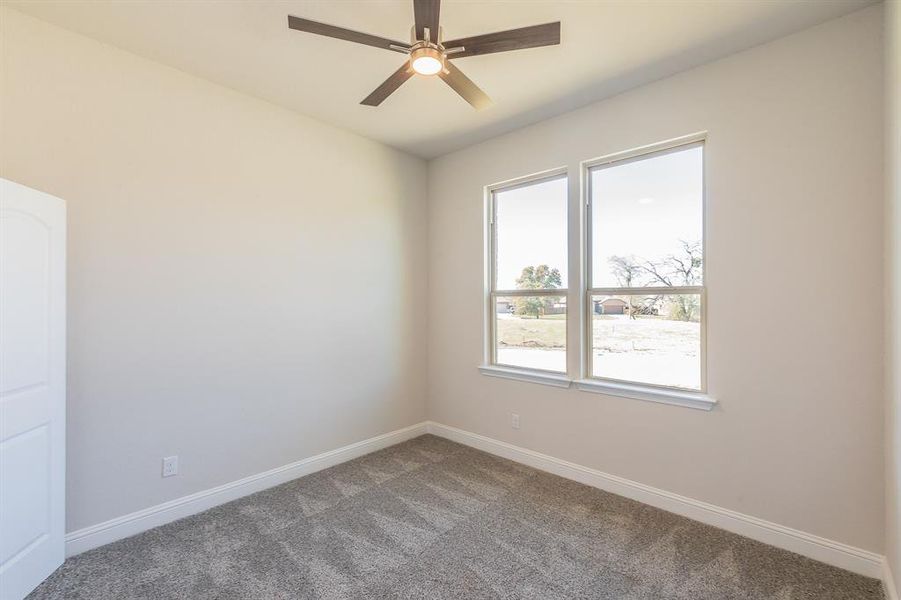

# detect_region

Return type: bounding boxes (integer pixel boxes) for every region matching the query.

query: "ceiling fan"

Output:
[287,0,561,110]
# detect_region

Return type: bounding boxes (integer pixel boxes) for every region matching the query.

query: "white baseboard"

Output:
[65,422,429,557]
[425,421,884,580]
[885,559,899,600]
[64,418,889,587]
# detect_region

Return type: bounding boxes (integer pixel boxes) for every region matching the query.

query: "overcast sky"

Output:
[592,144,703,286]
[494,144,703,291]
[495,176,568,290]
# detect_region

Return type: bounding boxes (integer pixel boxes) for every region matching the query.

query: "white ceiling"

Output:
[9,0,875,158]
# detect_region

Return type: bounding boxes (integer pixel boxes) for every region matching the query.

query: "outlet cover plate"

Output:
[162,456,178,477]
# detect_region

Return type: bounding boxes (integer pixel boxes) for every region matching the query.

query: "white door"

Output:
[0,179,66,600]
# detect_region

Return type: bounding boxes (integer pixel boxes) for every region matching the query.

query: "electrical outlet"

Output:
[511,413,520,430]
[162,456,178,477]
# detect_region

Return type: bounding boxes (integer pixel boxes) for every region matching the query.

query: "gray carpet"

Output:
[29,435,883,599]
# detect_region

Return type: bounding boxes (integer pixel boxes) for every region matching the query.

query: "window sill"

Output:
[478,365,572,388]
[575,378,717,411]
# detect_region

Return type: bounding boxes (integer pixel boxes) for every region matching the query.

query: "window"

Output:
[586,140,705,391]
[481,135,712,407]
[487,173,568,374]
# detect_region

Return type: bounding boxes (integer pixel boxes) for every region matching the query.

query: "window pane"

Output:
[495,177,567,291]
[591,294,701,390]
[591,145,703,288]
[495,295,566,373]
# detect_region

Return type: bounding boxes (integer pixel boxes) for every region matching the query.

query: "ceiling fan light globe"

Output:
[410,47,443,75]
[412,56,442,75]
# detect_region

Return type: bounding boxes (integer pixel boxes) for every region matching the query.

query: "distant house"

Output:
[496,299,514,313]
[595,298,628,315]
[546,297,566,315]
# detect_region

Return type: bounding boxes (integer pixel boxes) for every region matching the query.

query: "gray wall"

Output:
[885,0,901,589]
[0,8,429,532]
[427,6,885,553]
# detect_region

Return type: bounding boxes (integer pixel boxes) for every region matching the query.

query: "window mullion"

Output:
[493,288,569,297]
[589,286,704,296]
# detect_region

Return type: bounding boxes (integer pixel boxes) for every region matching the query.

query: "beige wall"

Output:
[886,0,901,588]
[0,7,428,532]
[428,5,885,552]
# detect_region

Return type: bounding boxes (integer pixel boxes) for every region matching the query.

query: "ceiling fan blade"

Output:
[438,62,492,110]
[443,22,560,59]
[413,0,441,42]
[361,63,415,106]
[288,16,410,53]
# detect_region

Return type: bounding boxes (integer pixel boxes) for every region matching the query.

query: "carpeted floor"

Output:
[29,435,883,599]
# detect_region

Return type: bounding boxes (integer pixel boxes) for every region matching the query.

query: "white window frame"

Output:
[478,134,717,410]
[480,168,571,387]
[577,133,714,409]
